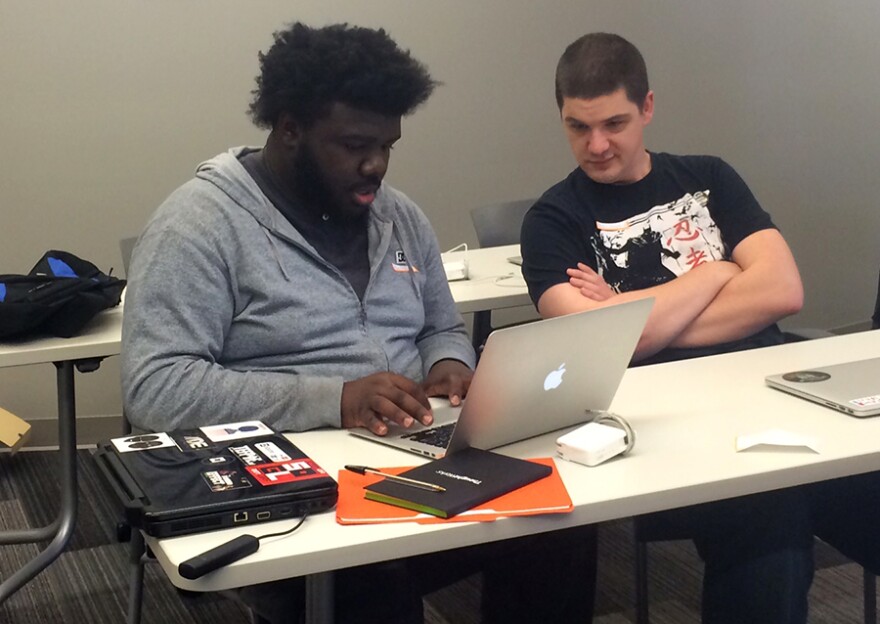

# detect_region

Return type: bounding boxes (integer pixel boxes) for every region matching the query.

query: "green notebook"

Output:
[364,447,552,519]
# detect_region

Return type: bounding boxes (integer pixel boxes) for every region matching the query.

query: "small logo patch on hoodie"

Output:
[392,250,419,273]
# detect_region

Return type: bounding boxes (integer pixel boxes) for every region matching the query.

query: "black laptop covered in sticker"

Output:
[94,420,338,538]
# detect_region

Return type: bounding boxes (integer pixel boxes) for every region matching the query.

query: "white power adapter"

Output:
[556,421,628,467]
[442,244,469,281]
[443,259,469,281]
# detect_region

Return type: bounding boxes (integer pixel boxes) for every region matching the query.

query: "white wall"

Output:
[1,0,878,426]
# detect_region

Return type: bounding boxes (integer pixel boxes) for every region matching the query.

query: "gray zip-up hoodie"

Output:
[121,147,475,432]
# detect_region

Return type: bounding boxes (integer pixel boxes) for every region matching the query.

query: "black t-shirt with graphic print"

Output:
[521,152,784,365]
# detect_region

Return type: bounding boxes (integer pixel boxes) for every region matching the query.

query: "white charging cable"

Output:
[589,410,636,453]
[492,273,526,287]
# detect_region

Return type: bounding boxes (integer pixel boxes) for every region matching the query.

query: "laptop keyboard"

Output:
[400,423,455,449]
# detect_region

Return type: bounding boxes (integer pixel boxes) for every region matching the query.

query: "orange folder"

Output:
[336,457,572,525]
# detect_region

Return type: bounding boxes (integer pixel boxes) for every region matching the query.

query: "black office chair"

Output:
[470,198,534,248]
[632,514,692,624]
[468,199,536,350]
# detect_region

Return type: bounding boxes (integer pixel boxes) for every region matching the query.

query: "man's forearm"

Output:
[123,355,344,433]
[669,230,803,348]
[539,261,740,361]
[669,263,802,347]
[627,261,741,360]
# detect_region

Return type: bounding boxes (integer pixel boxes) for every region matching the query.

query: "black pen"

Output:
[345,465,446,492]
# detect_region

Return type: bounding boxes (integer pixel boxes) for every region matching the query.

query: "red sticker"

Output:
[246,458,327,486]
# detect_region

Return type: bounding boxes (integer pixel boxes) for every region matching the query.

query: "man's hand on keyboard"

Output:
[422,359,474,407]
[341,372,433,436]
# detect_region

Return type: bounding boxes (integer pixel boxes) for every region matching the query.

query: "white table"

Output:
[444,244,529,314]
[443,244,530,347]
[0,306,123,602]
[146,331,880,620]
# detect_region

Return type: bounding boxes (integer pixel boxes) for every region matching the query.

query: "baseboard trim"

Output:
[23,415,125,449]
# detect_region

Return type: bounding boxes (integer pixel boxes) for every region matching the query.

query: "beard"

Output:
[290,141,338,213]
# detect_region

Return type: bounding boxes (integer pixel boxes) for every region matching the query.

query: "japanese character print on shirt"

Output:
[591,190,727,293]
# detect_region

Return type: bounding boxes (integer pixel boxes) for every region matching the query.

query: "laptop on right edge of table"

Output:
[350,297,654,458]
[765,357,880,417]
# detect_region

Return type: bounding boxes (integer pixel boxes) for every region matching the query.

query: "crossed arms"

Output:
[536,229,803,362]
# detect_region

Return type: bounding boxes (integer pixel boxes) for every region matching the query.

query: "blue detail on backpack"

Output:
[48,257,78,278]
[0,284,5,302]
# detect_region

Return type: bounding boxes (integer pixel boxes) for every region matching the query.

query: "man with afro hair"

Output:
[123,22,597,624]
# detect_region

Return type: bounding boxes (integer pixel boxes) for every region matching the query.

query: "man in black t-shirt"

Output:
[521,36,804,366]
[521,33,815,624]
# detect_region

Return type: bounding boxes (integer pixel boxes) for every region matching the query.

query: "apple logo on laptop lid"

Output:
[544,363,566,391]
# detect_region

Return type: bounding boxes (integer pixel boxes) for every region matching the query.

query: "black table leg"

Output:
[305,571,334,624]
[472,310,492,354]
[126,530,146,624]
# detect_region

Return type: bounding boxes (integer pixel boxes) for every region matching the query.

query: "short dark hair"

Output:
[249,22,438,129]
[555,33,649,109]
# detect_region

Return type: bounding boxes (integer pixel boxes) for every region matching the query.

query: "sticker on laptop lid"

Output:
[850,394,880,408]
[202,455,234,466]
[254,441,292,463]
[111,432,177,453]
[201,468,253,492]
[200,421,273,442]
[782,371,831,383]
[170,429,214,451]
[228,443,266,466]
[229,441,294,468]
[246,458,328,486]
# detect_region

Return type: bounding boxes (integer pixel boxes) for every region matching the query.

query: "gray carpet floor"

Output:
[0,449,874,623]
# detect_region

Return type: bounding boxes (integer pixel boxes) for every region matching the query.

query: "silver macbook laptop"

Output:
[350,298,654,457]
[765,357,880,417]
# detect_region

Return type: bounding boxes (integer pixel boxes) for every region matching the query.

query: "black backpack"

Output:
[0,250,125,339]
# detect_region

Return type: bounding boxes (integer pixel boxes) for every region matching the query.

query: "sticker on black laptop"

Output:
[254,441,292,463]
[228,444,266,466]
[201,469,253,493]
[246,458,328,486]
[229,441,296,469]
[201,455,234,466]
[200,421,274,442]
[170,429,215,451]
[111,432,177,453]
[782,371,831,383]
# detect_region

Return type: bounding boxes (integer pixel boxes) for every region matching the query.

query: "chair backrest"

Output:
[470,199,535,248]
[119,237,137,278]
